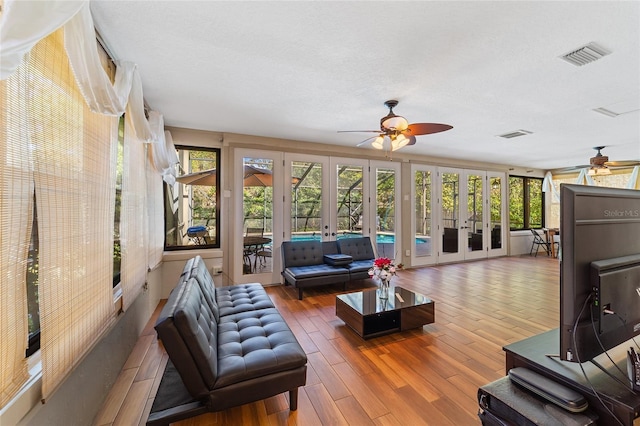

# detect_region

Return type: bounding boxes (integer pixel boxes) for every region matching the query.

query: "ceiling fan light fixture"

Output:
[391,134,409,151]
[381,114,409,131]
[588,166,611,176]
[372,135,385,150]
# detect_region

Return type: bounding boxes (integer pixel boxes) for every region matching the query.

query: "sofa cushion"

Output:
[215,283,275,317]
[281,240,324,268]
[184,255,220,322]
[348,259,374,273]
[217,308,307,388]
[337,236,375,261]
[155,277,218,399]
[285,264,349,279]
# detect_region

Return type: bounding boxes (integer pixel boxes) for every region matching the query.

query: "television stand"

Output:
[504,329,640,425]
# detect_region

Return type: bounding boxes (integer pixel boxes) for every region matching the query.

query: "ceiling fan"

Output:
[339,100,453,152]
[562,146,640,175]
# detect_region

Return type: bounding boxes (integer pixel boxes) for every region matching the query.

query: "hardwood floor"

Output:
[94,255,561,425]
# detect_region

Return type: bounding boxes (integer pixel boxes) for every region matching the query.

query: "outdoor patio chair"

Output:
[530,229,554,257]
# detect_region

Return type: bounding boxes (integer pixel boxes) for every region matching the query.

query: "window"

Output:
[113,116,124,287]
[26,193,40,357]
[165,146,220,249]
[509,176,544,230]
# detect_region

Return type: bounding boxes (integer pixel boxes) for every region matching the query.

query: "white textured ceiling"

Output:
[90,1,640,171]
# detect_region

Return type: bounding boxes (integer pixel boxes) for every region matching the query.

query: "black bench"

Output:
[147,256,307,425]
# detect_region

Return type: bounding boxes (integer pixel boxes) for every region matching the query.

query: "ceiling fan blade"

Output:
[338,130,381,133]
[356,135,379,147]
[404,123,453,136]
[605,160,640,167]
[406,135,417,145]
[555,165,594,173]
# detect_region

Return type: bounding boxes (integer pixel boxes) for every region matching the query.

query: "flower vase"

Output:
[378,278,390,299]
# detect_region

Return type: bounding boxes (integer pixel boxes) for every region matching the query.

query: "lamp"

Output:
[380,113,409,131]
[391,134,409,151]
[588,166,611,176]
[372,135,385,150]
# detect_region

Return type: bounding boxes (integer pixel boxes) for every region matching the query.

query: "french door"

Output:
[438,168,487,262]
[234,149,284,284]
[284,155,373,242]
[410,167,507,265]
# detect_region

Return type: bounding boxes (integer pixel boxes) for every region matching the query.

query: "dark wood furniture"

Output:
[504,328,640,426]
[336,286,434,339]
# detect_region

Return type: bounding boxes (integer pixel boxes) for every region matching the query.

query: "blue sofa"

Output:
[281,237,375,300]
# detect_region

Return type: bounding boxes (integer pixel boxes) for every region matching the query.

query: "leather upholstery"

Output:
[336,236,375,261]
[151,256,307,425]
[216,283,275,316]
[281,238,376,299]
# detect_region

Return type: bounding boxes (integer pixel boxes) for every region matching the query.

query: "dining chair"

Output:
[530,229,553,257]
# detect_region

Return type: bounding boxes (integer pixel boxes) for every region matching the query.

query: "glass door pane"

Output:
[242,157,273,276]
[373,164,399,259]
[290,160,323,242]
[412,165,436,266]
[466,173,484,253]
[440,171,461,258]
[490,176,502,250]
[334,161,365,239]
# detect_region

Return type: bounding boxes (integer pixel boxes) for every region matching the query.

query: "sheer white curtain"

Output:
[576,169,595,186]
[626,166,640,190]
[542,171,560,201]
[0,0,85,79]
[1,1,161,146]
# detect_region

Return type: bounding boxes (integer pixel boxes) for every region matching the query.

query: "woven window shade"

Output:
[120,113,149,310]
[0,38,32,410]
[146,149,164,271]
[25,29,117,400]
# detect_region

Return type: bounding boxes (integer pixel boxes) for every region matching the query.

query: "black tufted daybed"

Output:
[146,256,307,425]
[281,236,376,300]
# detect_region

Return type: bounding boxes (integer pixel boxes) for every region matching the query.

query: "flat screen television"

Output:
[560,183,640,362]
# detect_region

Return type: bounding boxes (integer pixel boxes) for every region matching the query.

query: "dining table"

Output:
[243,236,272,273]
[544,228,560,258]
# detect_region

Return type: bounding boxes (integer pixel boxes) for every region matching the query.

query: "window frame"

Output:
[509,175,545,230]
[164,146,221,250]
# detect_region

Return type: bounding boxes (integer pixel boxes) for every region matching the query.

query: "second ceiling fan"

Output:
[340,100,453,152]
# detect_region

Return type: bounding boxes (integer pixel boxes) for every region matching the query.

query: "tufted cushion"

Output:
[348,259,374,273]
[155,277,219,398]
[285,264,349,279]
[281,240,324,268]
[217,308,307,388]
[337,237,375,261]
[188,256,220,322]
[216,283,275,316]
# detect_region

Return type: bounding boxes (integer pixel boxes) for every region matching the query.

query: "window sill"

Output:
[162,248,223,262]
[1,286,124,425]
[0,353,42,425]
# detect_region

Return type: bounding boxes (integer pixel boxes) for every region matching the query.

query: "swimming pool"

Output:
[290,233,429,244]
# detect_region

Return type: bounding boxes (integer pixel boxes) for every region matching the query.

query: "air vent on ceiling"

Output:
[498,130,532,139]
[560,42,610,66]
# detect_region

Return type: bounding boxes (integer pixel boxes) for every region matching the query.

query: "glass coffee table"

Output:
[335,286,435,339]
